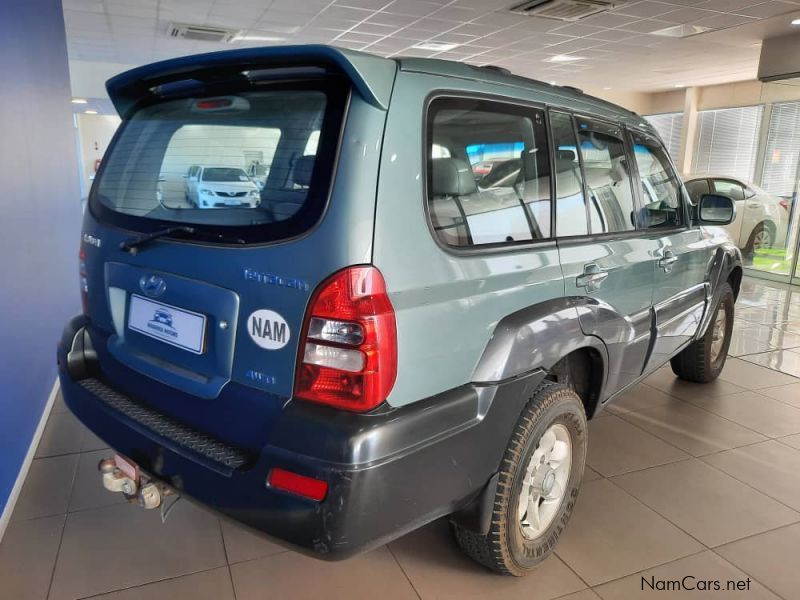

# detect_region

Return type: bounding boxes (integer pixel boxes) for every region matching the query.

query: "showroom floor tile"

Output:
[2,277,800,599]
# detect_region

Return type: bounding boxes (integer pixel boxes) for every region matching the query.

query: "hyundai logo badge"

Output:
[139,275,166,298]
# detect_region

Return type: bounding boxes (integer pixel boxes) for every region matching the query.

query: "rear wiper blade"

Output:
[120,226,195,254]
[120,225,246,254]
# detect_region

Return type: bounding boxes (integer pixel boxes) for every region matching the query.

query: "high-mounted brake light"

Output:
[294,266,397,412]
[79,247,89,315]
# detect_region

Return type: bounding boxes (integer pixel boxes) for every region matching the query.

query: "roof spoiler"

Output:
[106,45,397,118]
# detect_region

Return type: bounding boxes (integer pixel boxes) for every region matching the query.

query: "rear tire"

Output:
[452,382,587,576]
[670,282,734,383]
[744,222,773,255]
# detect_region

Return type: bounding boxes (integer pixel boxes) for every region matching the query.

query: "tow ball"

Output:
[98,456,180,520]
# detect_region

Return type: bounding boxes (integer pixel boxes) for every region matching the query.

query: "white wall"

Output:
[76,113,120,196]
[69,60,137,100]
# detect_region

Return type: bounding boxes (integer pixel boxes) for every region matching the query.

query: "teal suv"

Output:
[58,45,741,575]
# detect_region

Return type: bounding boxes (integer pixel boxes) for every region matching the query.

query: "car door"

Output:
[630,130,708,370]
[710,178,748,248]
[554,113,655,396]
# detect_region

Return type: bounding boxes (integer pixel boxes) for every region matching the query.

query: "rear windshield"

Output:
[91,80,348,243]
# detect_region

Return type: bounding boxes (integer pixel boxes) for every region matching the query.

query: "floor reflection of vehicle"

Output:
[684,175,790,254]
[185,166,261,209]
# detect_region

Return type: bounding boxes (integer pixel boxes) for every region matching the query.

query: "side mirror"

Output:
[698,193,736,225]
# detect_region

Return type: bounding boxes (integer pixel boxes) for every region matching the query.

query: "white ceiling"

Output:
[63,0,800,92]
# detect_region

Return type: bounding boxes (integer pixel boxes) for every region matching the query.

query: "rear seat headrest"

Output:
[557,149,576,161]
[292,155,316,187]
[431,158,477,197]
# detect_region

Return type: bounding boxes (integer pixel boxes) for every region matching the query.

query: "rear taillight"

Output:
[779,199,789,212]
[294,266,397,412]
[79,247,89,315]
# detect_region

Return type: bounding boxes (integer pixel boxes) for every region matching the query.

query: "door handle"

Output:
[576,263,608,290]
[658,249,678,272]
[748,203,760,208]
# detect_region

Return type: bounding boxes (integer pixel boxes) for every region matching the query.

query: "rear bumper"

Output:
[58,315,544,558]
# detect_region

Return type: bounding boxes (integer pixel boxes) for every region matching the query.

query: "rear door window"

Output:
[550,112,588,237]
[712,179,746,201]
[630,132,684,229]
[684,179,710,204]
[426,97,552,248]
[92,81,348,243]
[576,118,637,234]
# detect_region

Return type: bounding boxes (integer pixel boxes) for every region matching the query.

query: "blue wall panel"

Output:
[0,0,82,516]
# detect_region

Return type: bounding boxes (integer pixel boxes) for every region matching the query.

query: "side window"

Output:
[631,132,684,229]
[576,118,637,233]
[684,179,710,205]
[426,97,551,247]
[712,179,745,201]
[550,112,589,237]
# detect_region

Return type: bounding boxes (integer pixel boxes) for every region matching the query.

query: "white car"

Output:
[684,175,790,254]
[185,166,260,209]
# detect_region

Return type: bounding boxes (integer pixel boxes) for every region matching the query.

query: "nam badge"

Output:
[247,309,290,350]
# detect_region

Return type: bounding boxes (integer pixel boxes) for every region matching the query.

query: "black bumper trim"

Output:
[78,377,250,470]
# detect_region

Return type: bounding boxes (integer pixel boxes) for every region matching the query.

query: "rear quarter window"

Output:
[425,97,552,249]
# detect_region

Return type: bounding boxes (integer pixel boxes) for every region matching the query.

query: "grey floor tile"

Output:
[556,591,601,600]
[35,410,109,458]
[35,412,87,458]
[778,433,800,450]
[554,479,703,586]
[740,350,800,379]
[594,550,779,599]
[702,440,800,512]
[82,428,110,452]
[587,414,689,477]
[87,566,235,600]
[389,519,585,599]
[759,381,800,408]
[643,368,745,401]
[220,518,286,564]
[50,501,226,600]
[604,383,677,415]
[0,514,65,600]
[718,357,798,389]
[583,465,602,483]
[716,523,800,600]
[232,545,417,600]
[51,391,68,414]
[68,449,127,513]
[682,389,800,438]
[11,454,79,521]
[619,401,766,457]
[612,459,800,547]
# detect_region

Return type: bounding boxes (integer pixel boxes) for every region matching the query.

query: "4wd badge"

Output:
[247,310,290,350]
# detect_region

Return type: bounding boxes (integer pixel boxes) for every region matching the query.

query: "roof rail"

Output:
[480,65,511,76]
